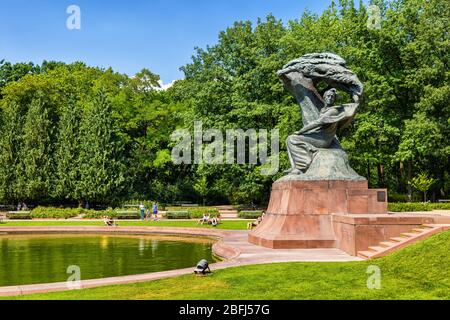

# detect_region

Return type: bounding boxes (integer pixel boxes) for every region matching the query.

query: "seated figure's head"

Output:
[323,88,337,106]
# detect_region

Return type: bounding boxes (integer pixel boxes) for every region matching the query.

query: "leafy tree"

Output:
[53,98,82,203]
[410,173,436,203]
[0,60,40,89]
[0,102,24,203]
[78,90,126,204]
[19,98,54,202]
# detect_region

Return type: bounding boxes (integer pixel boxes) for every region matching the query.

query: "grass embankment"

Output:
[0,220,248,230]
[5,230,450,300]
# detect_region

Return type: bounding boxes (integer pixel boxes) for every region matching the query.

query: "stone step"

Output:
[215,205,235,210]
[359,224,446,260]
[379,241,397,248]
[400,232,419,238]
[411,228,429,233]
[390,237,407,243]
[218,210,238,214]
[357,251,376,259]
[220,213,239,219]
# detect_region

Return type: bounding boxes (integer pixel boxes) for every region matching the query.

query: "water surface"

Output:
[0,234,217,286]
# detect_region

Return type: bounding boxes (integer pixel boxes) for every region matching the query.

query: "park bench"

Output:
[7,211,32,220]
[438,199,450,203]
[165,211,190,219]
[115,210,140,220]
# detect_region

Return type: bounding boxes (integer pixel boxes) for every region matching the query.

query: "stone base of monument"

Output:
[248,179,388,249]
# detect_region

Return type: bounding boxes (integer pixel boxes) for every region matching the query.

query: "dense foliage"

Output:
[0,0,449,206]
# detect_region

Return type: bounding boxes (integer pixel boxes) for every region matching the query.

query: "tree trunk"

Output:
[367,161,371,186]
[377,163,385,187]
[407,160,412,202]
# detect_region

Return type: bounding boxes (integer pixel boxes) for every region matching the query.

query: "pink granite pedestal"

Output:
[248,179,387,249]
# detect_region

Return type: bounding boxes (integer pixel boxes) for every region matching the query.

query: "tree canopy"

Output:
[0,0,448,206]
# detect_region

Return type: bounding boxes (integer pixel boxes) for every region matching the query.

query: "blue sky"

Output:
[1,0,338,83]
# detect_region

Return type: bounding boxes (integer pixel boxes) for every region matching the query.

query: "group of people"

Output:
[16,202,28,211]
[102,203,265,229]
[198,213,221,227]
[139,203,159,221]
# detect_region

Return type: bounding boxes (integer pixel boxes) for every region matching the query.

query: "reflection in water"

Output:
[151,239,158,254]
[0,234,217,287]
[138,238,145,255]
[100,236,109,250]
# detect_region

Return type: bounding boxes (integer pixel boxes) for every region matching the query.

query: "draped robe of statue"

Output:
[277,53,365,181]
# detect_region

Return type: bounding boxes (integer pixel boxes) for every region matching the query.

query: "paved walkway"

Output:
[0,226,359,297]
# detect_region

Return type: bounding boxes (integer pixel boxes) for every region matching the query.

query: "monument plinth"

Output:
[248,179,387,249]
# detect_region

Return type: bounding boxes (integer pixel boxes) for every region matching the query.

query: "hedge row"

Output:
[238,211,264,219]
[165,211,190,219]
[26,207,129,219]
[165,206,219,218]
[31,207,88,219]
[388,202,450,212]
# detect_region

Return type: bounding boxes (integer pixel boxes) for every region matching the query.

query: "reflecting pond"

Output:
[0,233,218,286]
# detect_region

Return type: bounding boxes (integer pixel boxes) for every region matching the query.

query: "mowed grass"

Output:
[0,220,248,230]
[4,230,450,300]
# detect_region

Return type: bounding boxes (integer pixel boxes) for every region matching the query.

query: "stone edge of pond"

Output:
[0,226,242,297]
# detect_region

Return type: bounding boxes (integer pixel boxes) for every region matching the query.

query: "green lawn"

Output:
[4,230,449,300]
[0,220,248,230]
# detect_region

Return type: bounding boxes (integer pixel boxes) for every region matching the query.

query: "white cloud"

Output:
[156,80,176,91]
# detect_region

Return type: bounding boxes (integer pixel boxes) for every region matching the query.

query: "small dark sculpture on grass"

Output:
[277,53,365,181]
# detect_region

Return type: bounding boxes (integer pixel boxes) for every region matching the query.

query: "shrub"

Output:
[388,202,450,212]
[238,211,264,219]
[431,203,450,210]
[30,207,85,219]
[187,208,219,218]
[84,210,117,219]
[30,207,119,219]
[165,211,190,219]
[165,206,219,219]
